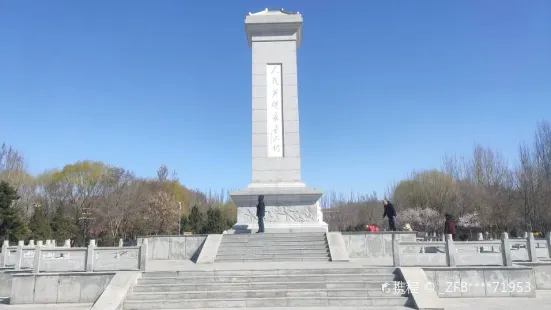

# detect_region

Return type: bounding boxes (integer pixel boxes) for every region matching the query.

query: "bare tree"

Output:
[0,142,26,175]
[0,142,38,215]
[392,170,458,214]
[531,121,551,231]
[96,168,136,245]
[322,191,382,231]
[145,190,179,235]
[516,142,537,231]
[157,165,169,182]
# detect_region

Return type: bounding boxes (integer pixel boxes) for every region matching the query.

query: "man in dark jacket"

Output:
[444,213,457,240]
[383,200,397,231]
[256,195,265,233]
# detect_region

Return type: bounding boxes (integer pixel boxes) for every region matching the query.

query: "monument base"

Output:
[229,184,328,234]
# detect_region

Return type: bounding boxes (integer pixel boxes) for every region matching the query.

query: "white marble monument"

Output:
[229,8,328,233]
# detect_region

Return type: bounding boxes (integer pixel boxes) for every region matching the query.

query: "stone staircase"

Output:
[123,267,414,309]
[215,232,331,262]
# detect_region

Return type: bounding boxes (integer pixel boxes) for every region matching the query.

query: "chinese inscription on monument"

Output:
[266,64,284,157]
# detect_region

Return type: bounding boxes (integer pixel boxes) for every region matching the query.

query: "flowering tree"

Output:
[458,212,481,239]
[398,207,444,233]
[458,212,481,229]
[88,226,108,238]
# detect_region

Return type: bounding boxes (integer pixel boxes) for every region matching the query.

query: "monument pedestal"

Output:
[229,184,328,234]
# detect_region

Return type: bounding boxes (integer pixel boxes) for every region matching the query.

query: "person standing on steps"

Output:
[383,200,397,231]
[256,195,265,233]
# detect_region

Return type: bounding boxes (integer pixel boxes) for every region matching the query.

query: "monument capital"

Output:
[245,8,302,48]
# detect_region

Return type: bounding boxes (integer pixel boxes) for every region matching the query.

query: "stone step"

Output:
[227,239,327,241]
[133,281,395,292]
[224,233,326,237]
[217,249,329,257]
[215,256,331,260]
[141,268,397,278]
[221,241,327,244]
[214,256,331,261]
[218,249,329,256]
[215,254,330,259]
[218,244,329,252]
[222,235,327,239]
[220,242,327,246]
[123,296,410,309]
[220,238,327,243]
[214,257,331,262]
[154,308,413,310]
[220,239,327,243]
[217,246,328,252]
[219,243,327,247]
[137,274,397,285]
[219,241,328,246]
[216,249,330,254]
[126,288,405,300]
[220,240,327,243]
[222,234,326,238]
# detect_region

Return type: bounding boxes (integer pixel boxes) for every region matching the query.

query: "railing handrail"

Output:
[39,248,88,252]
[94,246,141,250]
[452,241,502,245]
[399,241,446,246]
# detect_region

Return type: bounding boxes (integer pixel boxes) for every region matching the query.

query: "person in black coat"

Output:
[256,195,265,233]
[383,200,397,231]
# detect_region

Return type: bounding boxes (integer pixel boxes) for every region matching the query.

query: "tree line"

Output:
[1,120,550,243]
[323,120,551,237]
[0,146,237,245]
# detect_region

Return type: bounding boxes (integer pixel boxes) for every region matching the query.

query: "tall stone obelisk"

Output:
[229,9,328,233]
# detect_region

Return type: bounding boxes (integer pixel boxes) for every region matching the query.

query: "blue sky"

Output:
[1,0,550,198]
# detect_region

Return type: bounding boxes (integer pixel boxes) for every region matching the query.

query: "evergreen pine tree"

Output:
[205,208,225,233]
[51,204,78,244]
[187,205,204,234]
[0,181,30,242]
[28,204,52,241]
[180,214,189,234]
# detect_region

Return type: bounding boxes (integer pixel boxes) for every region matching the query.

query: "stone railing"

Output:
[1,239,74,268]
[0,239,148,272]
[393,232,551,267]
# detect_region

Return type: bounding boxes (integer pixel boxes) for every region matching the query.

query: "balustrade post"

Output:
[392,234,400,267]
[33,245,42,273]
[86,239,96,272]
[527,232,538,262]
[139,239,148,271]
[501,232,512,266]
[1,240,8,268]
[15,241,24,270]
[445,234,457,267]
